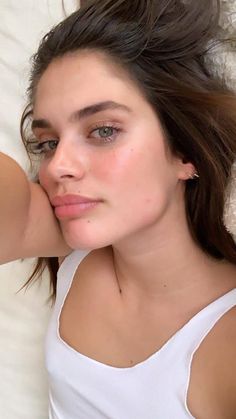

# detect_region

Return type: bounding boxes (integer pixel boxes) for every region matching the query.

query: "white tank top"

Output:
[45,249,236,419]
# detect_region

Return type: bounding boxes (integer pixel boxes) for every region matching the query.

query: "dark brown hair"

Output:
[21,0,236,299]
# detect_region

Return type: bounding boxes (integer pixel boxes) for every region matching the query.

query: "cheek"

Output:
[100,145,167,192]
[97,145,171,209]
[38,162,50,189]
[112,146,175,220]
[92,146,137,183]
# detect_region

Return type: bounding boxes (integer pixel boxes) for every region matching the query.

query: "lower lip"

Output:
[54,202,100,219]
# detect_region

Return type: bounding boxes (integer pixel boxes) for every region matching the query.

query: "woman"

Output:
[1,0,236,417]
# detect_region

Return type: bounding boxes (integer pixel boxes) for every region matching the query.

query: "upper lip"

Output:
[51,194,102,207]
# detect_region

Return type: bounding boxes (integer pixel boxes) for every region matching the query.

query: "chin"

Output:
[61,222,111,251]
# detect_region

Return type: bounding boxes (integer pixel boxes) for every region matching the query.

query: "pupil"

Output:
[49,141,57,149]
[100,127,112,137]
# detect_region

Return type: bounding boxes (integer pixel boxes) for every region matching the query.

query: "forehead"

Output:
[34,51,145,112]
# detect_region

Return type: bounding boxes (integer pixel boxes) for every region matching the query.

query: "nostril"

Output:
[61,174,74,179]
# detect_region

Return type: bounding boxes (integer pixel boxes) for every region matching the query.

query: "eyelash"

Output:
[28,124,122,155]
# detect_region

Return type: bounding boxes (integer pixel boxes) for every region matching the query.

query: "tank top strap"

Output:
[55,249,91,303]
[170,288,236,361]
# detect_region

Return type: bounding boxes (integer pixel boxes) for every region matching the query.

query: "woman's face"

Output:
[33,51,191,250]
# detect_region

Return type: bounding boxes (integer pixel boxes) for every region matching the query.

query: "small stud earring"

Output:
[189,172,199,180]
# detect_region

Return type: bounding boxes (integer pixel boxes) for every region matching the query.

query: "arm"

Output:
[0,152,71,264]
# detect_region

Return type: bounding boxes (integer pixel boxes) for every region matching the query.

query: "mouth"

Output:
[50,193,103,219]
[54,201,101,219]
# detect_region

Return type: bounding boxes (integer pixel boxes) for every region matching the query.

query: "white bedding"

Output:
[0,1,235,418]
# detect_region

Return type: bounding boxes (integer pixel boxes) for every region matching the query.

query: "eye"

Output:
[27,139,58,155]
[89,124,121,144]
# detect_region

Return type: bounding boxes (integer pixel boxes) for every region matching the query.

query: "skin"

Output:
[0,153,70,264]
[33,50,236,418]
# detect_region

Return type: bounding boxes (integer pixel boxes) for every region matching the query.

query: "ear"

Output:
[176,157,198,181]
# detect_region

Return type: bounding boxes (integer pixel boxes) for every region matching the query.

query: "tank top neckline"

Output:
[56,249,236,372]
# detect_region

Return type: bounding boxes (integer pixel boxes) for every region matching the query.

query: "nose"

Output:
[46,138,87,182]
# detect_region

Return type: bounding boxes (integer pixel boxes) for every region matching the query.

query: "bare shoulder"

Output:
[188,303,236,418]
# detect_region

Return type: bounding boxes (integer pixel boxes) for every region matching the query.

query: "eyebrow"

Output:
[31,100,132,130]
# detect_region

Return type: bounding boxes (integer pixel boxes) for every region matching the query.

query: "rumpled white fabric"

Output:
[0,1,235,419]
[213,0,236,240]
[0,1,78,418]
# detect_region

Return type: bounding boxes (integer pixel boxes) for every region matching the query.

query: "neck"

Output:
[111,209,223,304]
